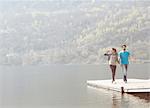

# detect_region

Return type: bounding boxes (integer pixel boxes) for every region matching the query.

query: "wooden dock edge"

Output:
[87,79,150,94]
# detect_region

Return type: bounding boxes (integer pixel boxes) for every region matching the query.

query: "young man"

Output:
[119,45,130,83]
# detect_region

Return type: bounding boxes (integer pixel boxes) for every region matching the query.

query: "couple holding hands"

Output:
[104,45,130,84]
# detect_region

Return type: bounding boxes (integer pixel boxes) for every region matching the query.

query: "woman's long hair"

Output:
[112,48,117,54]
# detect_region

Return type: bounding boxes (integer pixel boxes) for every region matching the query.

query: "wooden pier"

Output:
[87,79,150,93]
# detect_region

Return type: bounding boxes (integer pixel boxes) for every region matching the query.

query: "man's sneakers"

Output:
[123,75,127,83]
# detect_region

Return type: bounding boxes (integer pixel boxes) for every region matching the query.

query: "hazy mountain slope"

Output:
[0,0,149,65]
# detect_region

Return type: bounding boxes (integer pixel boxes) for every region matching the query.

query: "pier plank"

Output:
[87,79,150,93]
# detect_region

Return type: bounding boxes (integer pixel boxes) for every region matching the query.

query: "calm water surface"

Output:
[0,64,149,108]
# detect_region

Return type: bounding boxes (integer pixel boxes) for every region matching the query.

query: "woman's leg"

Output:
[113,65,116,81]
[110,65,116,82]
[110,65,114,82]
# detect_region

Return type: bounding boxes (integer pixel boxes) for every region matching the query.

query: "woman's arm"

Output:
[116,55,120,64]
[104,50,111,56]
[104,51,111,61]
[104,53,109,56]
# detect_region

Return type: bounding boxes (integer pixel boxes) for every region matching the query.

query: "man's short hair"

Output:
[122,44,127,47]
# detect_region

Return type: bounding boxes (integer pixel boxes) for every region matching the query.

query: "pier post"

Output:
[121,87,124,94]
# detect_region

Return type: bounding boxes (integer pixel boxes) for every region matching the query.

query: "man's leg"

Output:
[121,64,124,80]
[121,64,127,83]
[124,64,128,82]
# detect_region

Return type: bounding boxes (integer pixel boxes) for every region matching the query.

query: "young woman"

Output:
[104,48,119,83]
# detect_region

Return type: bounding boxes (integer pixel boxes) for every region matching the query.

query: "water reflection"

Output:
[130,93,150,102]
[112,93,121,108]
[87,86,150,108]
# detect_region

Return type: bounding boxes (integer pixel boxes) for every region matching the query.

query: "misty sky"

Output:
[0,0,148,2]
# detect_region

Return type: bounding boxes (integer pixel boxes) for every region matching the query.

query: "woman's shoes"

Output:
[112,81,116,84]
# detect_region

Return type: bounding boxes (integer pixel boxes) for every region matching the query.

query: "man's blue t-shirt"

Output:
[119,50,130,64]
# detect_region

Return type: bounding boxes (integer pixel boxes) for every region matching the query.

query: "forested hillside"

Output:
[0,0,149,65]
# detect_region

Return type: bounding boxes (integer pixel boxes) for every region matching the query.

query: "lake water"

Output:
[0,64,149,108]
